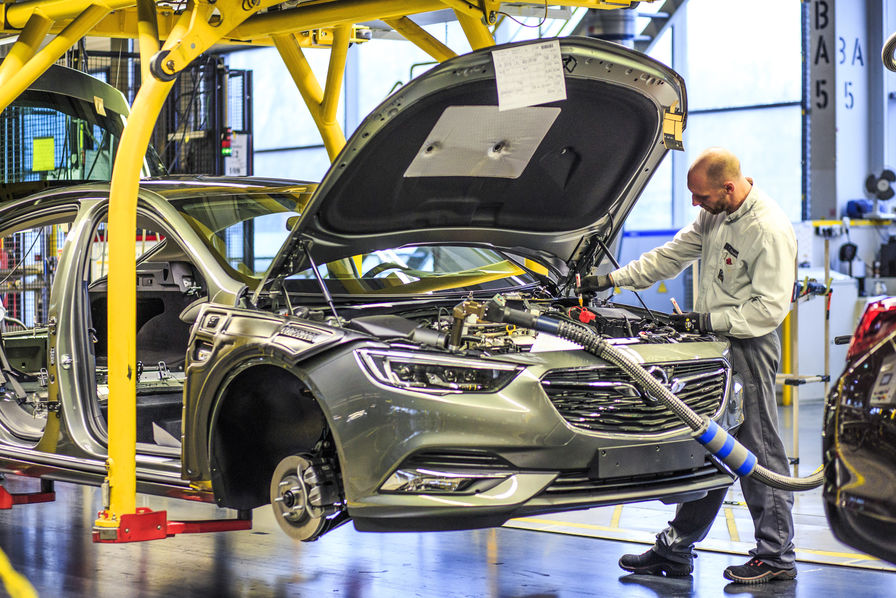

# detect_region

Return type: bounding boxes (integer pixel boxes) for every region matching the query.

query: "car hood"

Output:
[267,36,686,285]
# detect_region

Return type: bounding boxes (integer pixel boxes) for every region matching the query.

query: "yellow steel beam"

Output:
[0,10,53,89]
[230,0,449,41]
[382,16,456,62]
[150,0,281,80]
[321,24,349,126]
[0,0,654,40]
[273,28,349,160]
[26,8,370,48]
[95,0,270,533]
[440,0,498,24]
[3,0,131,28]
[135,0,160,85]
[453,6,494,50]
[0,4,111,114]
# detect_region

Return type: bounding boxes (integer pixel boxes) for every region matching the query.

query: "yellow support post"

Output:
[781,311,792,406]
[383,16,457,62]
[321,24,350,129]
[0,4,111,114]
[135,0,161,85]
[273,29,349,160]
[93,77,177,537]
[96,79,175,528]
[94,0,272,539]
[0,11,53,89]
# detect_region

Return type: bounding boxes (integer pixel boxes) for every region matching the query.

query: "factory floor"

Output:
[1,401,895,597]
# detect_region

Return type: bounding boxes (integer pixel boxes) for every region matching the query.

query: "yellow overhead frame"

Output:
[273,24,351,160]
[382,16,456,62]
[0,0,653,541]
[0,11,52,88]
[0,4,112,113]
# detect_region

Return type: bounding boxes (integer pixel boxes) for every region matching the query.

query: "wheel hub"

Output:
[269,454,342,541]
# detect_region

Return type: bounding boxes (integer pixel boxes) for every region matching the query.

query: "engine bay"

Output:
[314,294,714,355]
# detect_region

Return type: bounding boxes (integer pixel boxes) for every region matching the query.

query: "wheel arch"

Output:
[206,362,336,510]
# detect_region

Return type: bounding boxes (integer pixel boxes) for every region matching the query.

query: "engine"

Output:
[338,294,706,355]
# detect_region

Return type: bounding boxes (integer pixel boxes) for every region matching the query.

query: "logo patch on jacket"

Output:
[723,242,739,258]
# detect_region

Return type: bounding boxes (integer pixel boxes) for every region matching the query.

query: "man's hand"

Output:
[670,312,712,333]
[578,274,614,293]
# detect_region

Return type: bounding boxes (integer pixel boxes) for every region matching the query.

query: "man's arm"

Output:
[611,220,704,290]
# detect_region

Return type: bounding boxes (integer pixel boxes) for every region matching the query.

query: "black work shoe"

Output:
[619,548,693,577]
[723,558,797,584]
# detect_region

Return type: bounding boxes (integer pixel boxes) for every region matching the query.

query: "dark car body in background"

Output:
[824,297,896,563]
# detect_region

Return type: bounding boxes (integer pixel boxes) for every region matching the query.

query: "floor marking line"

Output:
[509,517,894,568]
[511,517,619,533]
[610,505,623,529]
[724,507,740,543]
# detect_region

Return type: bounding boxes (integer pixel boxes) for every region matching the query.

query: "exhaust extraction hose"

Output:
[883,30,896,72]
[485,301,823,491]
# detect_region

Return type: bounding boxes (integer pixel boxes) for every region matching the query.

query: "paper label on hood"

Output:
[492,39,567,112]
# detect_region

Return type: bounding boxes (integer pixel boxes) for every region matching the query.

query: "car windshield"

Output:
[163,186,542,295]
[284,245,541,296]
[168,188,310,281]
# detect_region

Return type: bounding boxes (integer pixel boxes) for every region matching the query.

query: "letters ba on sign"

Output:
[492,40,567,112]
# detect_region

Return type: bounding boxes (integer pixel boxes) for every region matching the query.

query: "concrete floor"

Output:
[1,400,895,597]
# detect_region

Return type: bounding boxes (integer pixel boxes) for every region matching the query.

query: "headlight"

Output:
[356,349,521,394]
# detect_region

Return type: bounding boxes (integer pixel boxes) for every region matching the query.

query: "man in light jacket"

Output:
[587,147,797,584]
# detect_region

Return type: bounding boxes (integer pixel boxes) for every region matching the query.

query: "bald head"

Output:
[690,147,742,187]
[687,147,752,215]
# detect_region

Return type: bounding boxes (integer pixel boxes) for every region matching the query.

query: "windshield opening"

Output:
[170,191,307,282]
[285,246,540,296]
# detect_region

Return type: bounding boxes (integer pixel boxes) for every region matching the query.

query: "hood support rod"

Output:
[303,242,340,321]
[594,236,657,323]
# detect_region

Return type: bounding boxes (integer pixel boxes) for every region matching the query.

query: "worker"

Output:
[582,147,798,584]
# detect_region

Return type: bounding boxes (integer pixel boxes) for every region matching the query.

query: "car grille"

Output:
[541,359,728,434]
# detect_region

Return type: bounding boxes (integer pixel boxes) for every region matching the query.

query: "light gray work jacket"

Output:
[610,184,796,339]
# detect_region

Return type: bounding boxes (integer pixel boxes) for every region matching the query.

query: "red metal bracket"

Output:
[92,507,252,543]
[0,482,56,509]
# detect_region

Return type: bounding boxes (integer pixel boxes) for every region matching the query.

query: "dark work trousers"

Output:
[652,331,796,569]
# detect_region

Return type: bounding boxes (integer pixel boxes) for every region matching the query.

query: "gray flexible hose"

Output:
[883,30,896,72]
[484,302,824,491]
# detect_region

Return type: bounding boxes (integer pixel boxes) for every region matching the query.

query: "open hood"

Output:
[266,36,686,287]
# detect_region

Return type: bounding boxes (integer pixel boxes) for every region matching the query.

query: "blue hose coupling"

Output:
[693,416,756,477]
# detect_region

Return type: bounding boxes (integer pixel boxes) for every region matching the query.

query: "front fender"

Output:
[181,305,347,481]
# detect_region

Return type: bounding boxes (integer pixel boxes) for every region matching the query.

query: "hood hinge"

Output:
[662,103,684,151]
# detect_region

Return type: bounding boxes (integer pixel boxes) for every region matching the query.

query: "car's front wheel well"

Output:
[209,364,331,510]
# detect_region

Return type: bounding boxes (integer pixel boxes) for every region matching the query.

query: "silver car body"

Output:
[0,38,742,540]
